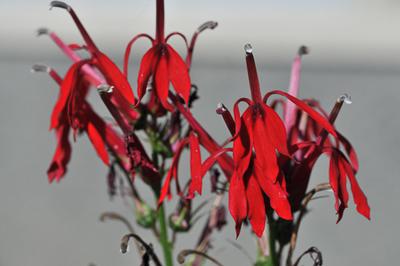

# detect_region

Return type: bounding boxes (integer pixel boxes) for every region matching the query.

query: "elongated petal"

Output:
[155,54,174,111]
[252,109,280,183]
[47,125,71,182]
[189,133,202,196]
[264,90,337,138]
[338,131,359,173]
[254,159,292,220]
[50,60,89,129]
[329,154,342,221]
[228,172,248,237]
[341,157,370,220]
[167,45,191,104]
[124,33,154,77]
[263,106,290,156]
[137,46,157,101]
[95,52,136,104]
[86,120,109,165]
[233,108,253,179]
[246,174,266,237]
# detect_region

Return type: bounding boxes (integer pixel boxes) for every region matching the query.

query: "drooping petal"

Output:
[50,59,90,130]
[245,174,266,237]
[251,108,280,183]
[166,45,191,104]
[137,46,157,101]
[338,131,359,173]
[95,52,136,104]
[189,133,202,196]
[254,159,292,220]
[155,53,174,111]
[329,154,342,221]
[228,172,248,237]
[263,105,290,156]
[47,124,71,182]
[86,120,109,166]
[341,156,370,220]
[233,108,253,179]
[264,90,337,138]
[124,33,154,77]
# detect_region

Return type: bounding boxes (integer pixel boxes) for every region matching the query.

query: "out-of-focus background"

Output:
[0,0,399,265]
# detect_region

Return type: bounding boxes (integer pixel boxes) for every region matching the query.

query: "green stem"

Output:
[158,202,174,266]
[268,222,279,266]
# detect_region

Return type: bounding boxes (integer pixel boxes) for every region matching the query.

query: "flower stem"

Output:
[158,202,174,266]
[268,221,279,266]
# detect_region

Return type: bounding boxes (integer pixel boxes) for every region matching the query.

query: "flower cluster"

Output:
[35,1,370,265]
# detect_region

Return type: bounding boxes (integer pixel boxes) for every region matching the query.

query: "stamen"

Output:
[36,27,49,36]
[338,93,352,105]
[244,43,253,54]
[50,1,71,11]
[244,43,262,103]
[298,45,309,56]
[216,102,235,135]
[197,21,218,33]
[31,64,50,73]
[97,84,114,94]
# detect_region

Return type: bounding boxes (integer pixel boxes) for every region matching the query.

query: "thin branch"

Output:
[286,183,331,266]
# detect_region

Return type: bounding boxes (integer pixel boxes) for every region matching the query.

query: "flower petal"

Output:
[189,133,202,196]
[47,124,71,182]
[264,105,290,156]
[245,174,266,237]
[166,45,191,104]
[137,46,157,101]
[228,172,248,238]
[96,52,136,104]
[264,90,337,139]
[86,120,109,166]
[155,53,174,111]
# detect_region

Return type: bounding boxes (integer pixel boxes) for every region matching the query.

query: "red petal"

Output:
[228,172,248,237]
[341,157,370,220]
[86,120,109,165]
[329,154,342,222]
[137,46,157,101]
[264,105,290,156]
[338,132,359,173]
[96,52,136,104]
[189,133,202,196]
[265,90,337,138]
[166,45,191,104]
[246,174,266,237]
[155,54,174,111]
[50,60,89,130]
[254,158,292,220]
[233,108,253,179]
[251,109,279,182]
[47,125,71,182]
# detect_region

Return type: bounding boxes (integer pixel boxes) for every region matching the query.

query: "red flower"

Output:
[49,1,137,109]
[123,0,217,111]
[33,64,127,182]
[224,45,338,237]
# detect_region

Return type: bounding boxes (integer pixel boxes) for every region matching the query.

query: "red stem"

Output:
[156,0,165,42]
[245,50,262,103]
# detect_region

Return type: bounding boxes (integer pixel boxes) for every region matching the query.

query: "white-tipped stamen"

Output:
[31,64,50,73]
[216,102,227,114]
[49,1,71,11]
[298,45,309,56]
[338,93,352,104]
[244,43,253,54]
[36,28,49,36]
[197,21,218,33]
[97,84,114,94]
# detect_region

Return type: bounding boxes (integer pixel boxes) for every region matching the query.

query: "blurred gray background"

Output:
[0,0,399,265]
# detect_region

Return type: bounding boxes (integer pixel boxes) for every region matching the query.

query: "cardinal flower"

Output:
[124,0,217,111]
[49,1,137,113]
[224,44,338,237]
[286,95,370,221]
[32,65,128,182]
